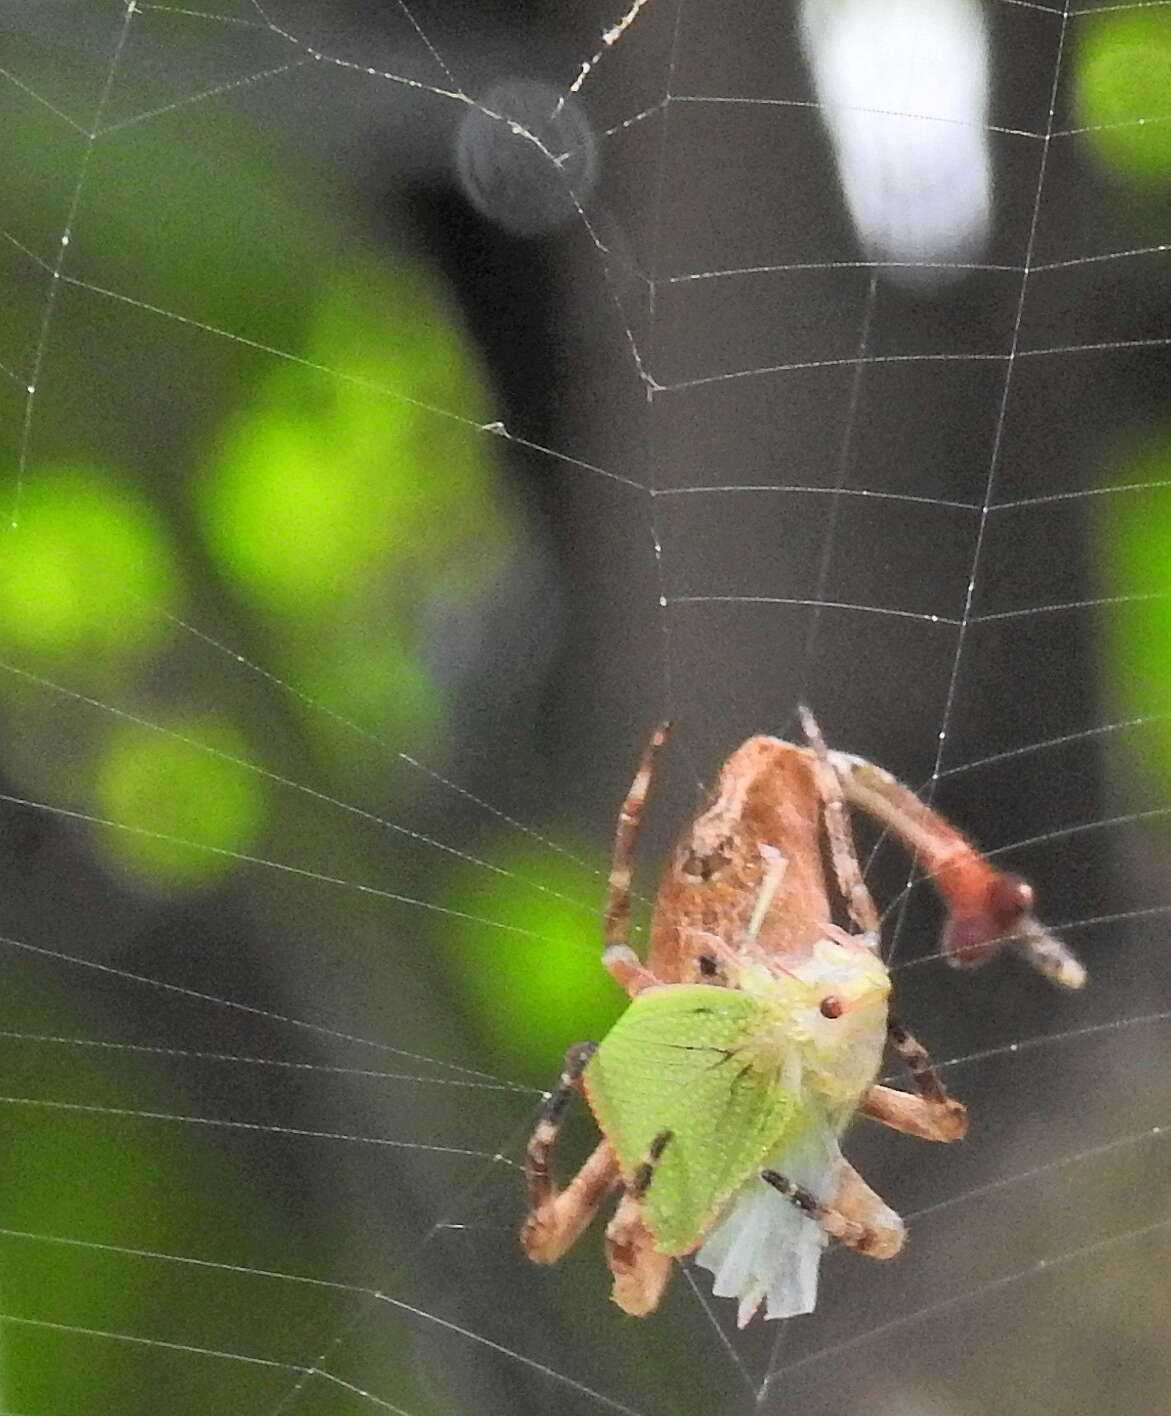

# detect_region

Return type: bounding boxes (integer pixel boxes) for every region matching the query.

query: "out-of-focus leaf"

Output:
[1101,432,1171,785]
[0,467,177,669]
[93,714,266,885]
[0,976,327,1413]
[440,842,624,1086]
[1078,13,1171,185]
[199,255,515,768]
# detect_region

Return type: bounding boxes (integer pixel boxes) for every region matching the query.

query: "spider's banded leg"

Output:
[827,1160,905,1260]
[605,1193,673,1317]
[884,1016,967,1134]
[523,1140,618,1264]
[522,1043,618,1264]
[826,748,1085,988]
[525,1041,597,1205]
[602,1130,675,1316]
[859,1083,967,1143]
[629,1128,674,1200]
[761,1168,900,1259]
[603,722,670,996]
[797,706,879,939]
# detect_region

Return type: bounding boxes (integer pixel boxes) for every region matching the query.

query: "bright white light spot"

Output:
[799,0,991,291]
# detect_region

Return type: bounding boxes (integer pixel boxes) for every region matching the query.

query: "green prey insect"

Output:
[521,710,1085,1324]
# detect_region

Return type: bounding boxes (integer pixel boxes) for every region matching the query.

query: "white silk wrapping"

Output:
[695,1111,843,1326]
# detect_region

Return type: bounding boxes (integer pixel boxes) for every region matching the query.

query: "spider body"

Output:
[646,735,838,975]
[522,713,1084,1324]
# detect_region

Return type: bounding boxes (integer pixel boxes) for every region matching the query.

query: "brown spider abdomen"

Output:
[647,737,834,979]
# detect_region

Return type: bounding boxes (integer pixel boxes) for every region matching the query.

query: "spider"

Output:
[521,710,1085,1325]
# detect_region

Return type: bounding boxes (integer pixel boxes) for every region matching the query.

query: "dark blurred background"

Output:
[2,2,1171,1413]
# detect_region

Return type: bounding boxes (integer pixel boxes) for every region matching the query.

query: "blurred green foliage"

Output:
[0,51,518,1413]
[441,844,624,1086]
[202,263,500,612]
[1101,433,1171,784]
[0,467,176,670]
[199,256,514,771]
[93,714,265,886]
[0,247,512,886]
[1078,12,1171,184]
[0,976,319,1414]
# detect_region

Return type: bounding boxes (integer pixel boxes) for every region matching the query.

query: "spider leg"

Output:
[605,1194,674,1316]
[886,1016,967,1127]
[859,1083,967,1142]
[827,1160,906,1259]
[629,1128,674,1199]
[604,1130,675,1316]
[522,1043,619,1264]
[797,705,880,939]
[602,722,670,996]
[856,1013,967,1140]
[826,747,1085,988]
[760,1168,900,1258]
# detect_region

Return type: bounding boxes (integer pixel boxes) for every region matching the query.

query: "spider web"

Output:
[1,2,1170,1413]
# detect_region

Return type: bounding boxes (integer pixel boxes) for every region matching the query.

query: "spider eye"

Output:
[819,995,844,1020]
[697,954,719,978]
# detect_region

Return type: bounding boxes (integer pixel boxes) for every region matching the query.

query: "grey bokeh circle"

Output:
[455,79,599,237]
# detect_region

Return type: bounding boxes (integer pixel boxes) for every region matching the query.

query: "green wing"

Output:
[583,984,796,1255]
